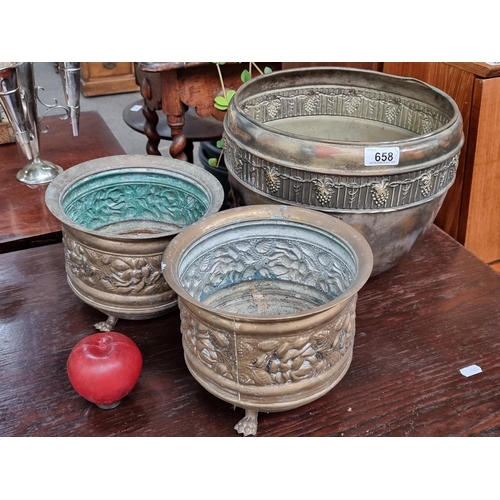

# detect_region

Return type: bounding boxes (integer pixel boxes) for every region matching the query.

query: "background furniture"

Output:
[122,99,223,164]
[135,62,281,160]
[0,103,15,144]
[81,62,139,97]
[0,111,125,253]
[382,62,500,269]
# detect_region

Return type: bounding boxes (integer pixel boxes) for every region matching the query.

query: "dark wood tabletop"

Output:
[2,224,500,437]
[0,111,125,253]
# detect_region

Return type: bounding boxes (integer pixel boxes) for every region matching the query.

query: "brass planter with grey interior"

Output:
[162,205,373,436]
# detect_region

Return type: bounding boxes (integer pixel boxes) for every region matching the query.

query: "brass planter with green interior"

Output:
[45,154,224,331]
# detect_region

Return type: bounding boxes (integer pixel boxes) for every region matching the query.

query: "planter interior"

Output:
[61,168,212,236]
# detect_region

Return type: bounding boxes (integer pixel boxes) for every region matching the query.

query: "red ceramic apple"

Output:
[67,331,143,409]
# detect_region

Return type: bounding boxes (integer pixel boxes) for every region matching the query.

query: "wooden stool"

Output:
[122,99,223,163]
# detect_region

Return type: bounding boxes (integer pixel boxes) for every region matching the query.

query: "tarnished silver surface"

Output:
[223,67,464,275]
[0,62,34,159]
[57,62,81,136]
[45,154,224,330]
[162,204,373,435]
[0,62,81,184]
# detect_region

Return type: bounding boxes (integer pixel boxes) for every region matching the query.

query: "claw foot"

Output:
[234,409,259,436]
[94,315,118,332]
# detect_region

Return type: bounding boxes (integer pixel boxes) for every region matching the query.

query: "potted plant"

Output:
[197,62,273,210]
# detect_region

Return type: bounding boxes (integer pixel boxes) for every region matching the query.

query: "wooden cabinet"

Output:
[382,62,500,266]
[81,62,139,97]
[0,103,15,144]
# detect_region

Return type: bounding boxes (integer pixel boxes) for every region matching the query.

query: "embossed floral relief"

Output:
[64,183,206,231]
[179,295,356,386]
[181,236,354,303]
[371,179,390,208]
[180,303,236,380]
[263,166,281,194]
[63,230,166,295]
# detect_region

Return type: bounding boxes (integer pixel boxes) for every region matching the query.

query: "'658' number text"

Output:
[375,152,393,162]
[364,147,400,166]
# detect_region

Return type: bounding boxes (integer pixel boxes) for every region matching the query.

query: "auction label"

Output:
[460,364,482,377]
[364,147,400,166]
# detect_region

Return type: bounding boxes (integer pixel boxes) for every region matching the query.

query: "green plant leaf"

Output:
[214,90,235,110]
[214,95,229,111]
[264,67,273,74]
[216,139,224,149]
[214,96,228,105]
[208,158,218,167]
[241,69,251,83]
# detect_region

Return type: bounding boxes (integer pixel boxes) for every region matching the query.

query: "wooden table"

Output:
[122,99,223,163]
[2,224,500,437]
[0,111,125,253]
[135,62,281,160]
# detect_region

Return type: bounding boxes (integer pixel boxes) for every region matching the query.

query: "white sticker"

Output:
[130,104,143,112]
[364,147,400,166]
[460,364,483,377]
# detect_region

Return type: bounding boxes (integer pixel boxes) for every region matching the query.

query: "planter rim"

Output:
[45,154,224,242]
[162,204,373,322]
[225,66,464,174]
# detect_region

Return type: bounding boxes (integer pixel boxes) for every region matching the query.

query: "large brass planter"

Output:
[223,67,464,275]
[45,155,224,331]
[162,205,373,435]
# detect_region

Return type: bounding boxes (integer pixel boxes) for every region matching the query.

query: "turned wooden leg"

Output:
[142,104,161,156]
[167,113,188,162]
